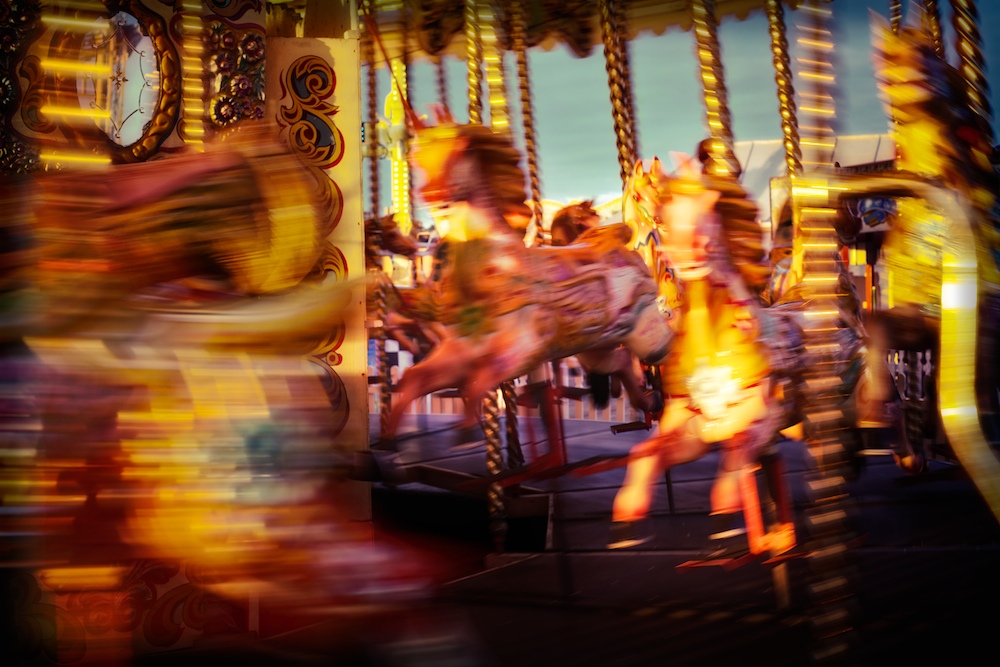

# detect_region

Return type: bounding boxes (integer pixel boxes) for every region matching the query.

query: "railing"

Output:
[368,352,646,424]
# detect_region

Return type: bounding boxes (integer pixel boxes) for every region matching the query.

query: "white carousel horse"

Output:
[609,155,877,554]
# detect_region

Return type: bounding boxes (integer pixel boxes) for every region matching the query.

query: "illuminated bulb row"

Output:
[389,58,411,235]
[479,1,508,132]
[39,2,111,168]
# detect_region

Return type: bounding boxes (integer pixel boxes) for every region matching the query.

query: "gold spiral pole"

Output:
[690,0,740,179]
[363,0,380,220]
[767,0,802,178]
[402,0,416,227]
[922,0,945,60]
[890,0,902,34]
[599,0,635,184]
[179,1,207,149]
[480,1,509,132]
[615,0,639,160]
[435,56,451,117]
[511,0,544,236]
[462,0,503,549]
[950,0,993,142]
[362,0,391,438]
[479,0,519,469]
[483,388,506,551]
[465,0,484,125]
[501,382,523,468]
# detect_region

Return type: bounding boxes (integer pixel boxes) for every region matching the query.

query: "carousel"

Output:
[1,1,999,666]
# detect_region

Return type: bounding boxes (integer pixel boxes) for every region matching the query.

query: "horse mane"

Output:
[430,123,532,231]
[649,167,770,293]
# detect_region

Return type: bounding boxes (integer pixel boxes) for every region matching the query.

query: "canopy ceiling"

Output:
[270,1,803,66]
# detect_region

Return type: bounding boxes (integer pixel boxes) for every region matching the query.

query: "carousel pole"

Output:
[465,0,484,124]
[922,0,945,60]
[599,0,637,183]
[465,0,507,552]
[361,0,392,440]
[615,0,639,160]
[479,0,522,474]
[890,0,903,34]
[511,0,544,241]
[950,0,993,143]
[766,0,802,177]
[690,0,740,179]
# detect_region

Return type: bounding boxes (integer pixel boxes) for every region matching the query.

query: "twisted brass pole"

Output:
[615,0,639,160]
[480,1,509,132]
[511,0,543,233]
[950,0,993,141]
[435,56,451,117]
[465,0,483,125]
[599,0,636,184]
[766,0,802,177]
[362,0,390,437]
[690,0,740,178]
[922,0,945,60]
[501,382,523,468]
[402,0,415,226]
[890,0,902,34]
[483,388,506,551]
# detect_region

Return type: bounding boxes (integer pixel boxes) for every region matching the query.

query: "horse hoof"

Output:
[608,520,652,550]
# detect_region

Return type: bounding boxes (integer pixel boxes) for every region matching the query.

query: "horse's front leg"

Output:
[706,385,784,555]
[610,398,711,547]
[382,339,469,445]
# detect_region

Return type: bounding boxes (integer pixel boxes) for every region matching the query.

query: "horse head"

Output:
[410,116,531,240]
[625,157,721,279]
[550,199,600,246]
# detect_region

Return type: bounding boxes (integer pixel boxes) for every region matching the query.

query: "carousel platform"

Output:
[130,411,1000,667]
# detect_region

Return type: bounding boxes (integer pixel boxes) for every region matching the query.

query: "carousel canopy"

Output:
[270,0,803,66]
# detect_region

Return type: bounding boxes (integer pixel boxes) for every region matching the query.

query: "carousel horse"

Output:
[365,212,445,360]
[609,155,875,553]
[548,199,661,416]
[0,126,385,608]
[380,118,675,447]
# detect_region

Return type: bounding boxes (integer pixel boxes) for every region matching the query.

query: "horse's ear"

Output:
[650,156,662,174]
[633,159,645,177]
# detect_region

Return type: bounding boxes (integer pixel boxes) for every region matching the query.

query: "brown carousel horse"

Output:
[549,199,661,417]
[379,119,675,447]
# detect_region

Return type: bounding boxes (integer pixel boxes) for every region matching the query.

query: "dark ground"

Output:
[17,413,1000,667]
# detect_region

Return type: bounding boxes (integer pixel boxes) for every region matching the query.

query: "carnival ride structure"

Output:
[2,0,1000,663]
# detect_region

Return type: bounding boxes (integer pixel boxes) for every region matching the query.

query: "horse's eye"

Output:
[632,193,640,202]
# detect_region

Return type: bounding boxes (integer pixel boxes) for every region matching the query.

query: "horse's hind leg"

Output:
[382,341,468,445]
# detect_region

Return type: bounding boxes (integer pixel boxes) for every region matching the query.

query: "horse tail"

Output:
[586,371,612,410]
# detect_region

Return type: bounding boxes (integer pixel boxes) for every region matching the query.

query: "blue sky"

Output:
[364,0,1000,217]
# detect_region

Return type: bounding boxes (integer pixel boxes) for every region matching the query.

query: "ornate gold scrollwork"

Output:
[103,0,182,162]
